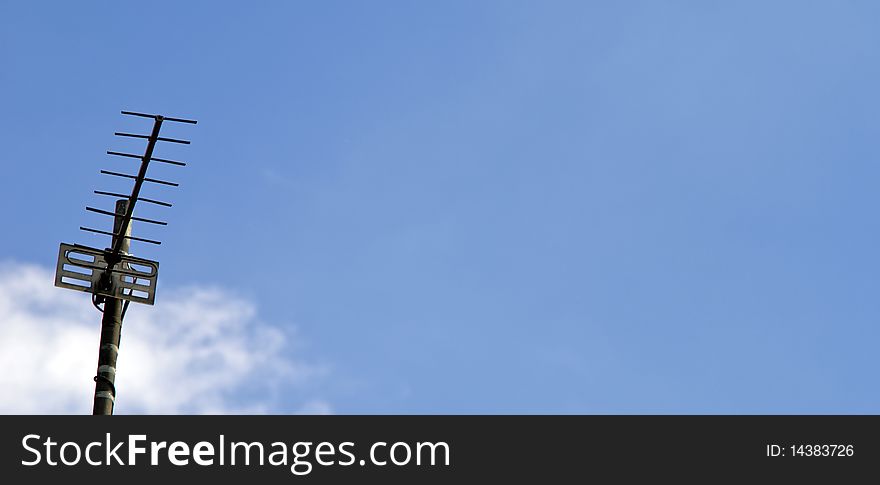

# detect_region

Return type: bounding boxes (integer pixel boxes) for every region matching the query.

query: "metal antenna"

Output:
[54,110,197,415]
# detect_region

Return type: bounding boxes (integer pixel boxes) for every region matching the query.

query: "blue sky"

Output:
[2,1,879,413]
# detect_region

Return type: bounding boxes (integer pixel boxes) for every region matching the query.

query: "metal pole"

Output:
[112,116,163,256]
[92,199,131,415]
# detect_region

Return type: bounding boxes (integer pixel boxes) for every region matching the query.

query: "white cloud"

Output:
[0,262,329,415]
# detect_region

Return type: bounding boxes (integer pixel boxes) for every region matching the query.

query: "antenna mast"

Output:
[54,110,197,415]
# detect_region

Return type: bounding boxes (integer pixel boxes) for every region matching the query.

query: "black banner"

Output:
[0,416,875,482]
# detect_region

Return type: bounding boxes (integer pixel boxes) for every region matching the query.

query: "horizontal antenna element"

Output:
[107,151,187,166]
[100,170,180,186]
[121,110,198,124]
[85,206,168,225]
[114,132,191,144]
[79,227,162,245]
[94,190,173,207]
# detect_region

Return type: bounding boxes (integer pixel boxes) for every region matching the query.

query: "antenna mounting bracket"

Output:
[54,243,159,305]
